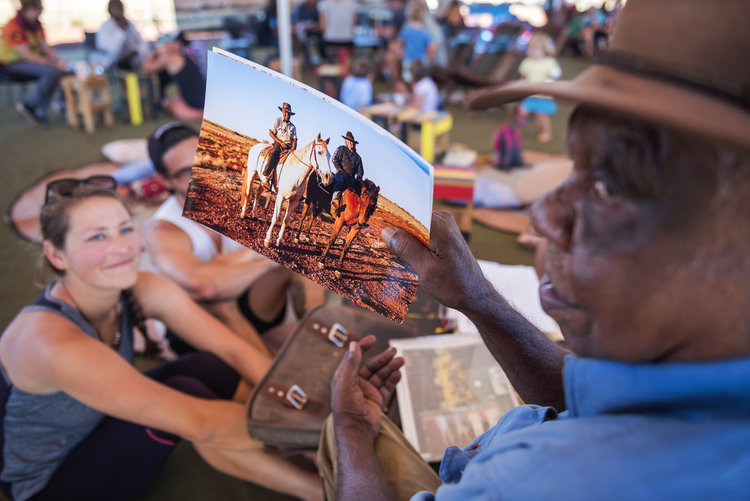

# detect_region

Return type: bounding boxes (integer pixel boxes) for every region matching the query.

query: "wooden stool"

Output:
[61,74,114,133]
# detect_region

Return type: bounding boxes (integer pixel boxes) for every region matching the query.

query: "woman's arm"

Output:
[2,310,244,447]
[134,272,272,385]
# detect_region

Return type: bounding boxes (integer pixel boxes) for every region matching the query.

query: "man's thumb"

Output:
[381,226,427,270]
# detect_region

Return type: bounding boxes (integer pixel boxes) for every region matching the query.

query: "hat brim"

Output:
[279,107,295,115]
[466,65,750,151]
[342,136,359,144]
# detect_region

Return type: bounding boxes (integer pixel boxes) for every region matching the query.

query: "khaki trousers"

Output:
[317,414,442,501]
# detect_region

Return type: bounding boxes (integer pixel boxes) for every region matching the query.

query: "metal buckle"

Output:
[327,323,349,347]
[286,385,308,410]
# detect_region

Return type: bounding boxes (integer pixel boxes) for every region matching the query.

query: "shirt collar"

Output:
[563,354,750,419]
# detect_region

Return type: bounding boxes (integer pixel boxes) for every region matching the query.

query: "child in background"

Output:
[339,58,373,112]
[409,60,439,113]
[517,32,561,143]
[398,2,435,82]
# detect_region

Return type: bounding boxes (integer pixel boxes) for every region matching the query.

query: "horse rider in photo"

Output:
[265,102,298,192]
[331,131,364,211]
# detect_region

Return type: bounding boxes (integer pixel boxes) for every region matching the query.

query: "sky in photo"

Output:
[203,49,433,229]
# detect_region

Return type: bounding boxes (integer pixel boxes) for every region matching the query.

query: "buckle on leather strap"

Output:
[327,323,349,347]
[286,384,308,410]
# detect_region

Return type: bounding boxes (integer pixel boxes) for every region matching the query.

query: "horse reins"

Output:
[286,140,329,189]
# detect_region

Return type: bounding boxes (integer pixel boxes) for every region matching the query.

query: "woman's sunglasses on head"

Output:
[44,176,118,205]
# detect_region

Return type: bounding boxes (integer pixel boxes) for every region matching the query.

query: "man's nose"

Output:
[530,182,576,252]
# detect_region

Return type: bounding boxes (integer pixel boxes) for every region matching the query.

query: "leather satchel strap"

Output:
[261,380,326,414]
[305,317,361,347]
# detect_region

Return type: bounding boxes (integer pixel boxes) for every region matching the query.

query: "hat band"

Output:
[595,51,750,111]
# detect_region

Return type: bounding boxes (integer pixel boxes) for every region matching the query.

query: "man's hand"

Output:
[381,210,493,312]
[331,335,403,444]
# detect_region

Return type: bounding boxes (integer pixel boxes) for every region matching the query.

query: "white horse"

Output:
[240,133,334,247]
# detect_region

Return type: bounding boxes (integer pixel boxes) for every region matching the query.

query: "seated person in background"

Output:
[408,60,438,113]
[0,0,68,125]
[0,179,323,501]
[143,122,305,356]
[95,0,150,71]
[320,0,750,499]
[141,32,204,120]
[339,58,373,112]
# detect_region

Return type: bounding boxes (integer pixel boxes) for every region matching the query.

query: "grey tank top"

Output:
[0,285,134,501]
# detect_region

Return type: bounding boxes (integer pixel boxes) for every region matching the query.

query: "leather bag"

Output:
[246,304,417,450]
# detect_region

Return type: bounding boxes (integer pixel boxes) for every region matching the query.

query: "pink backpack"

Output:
[492,124,524,170]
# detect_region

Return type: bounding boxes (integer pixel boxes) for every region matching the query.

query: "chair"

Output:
[0,67,37,106]
[437,22,524,89]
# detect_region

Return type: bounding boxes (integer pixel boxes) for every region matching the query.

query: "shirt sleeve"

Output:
[95,21,126,67]
[5,22,27,46]
[333,146,344,171]
[290,123,297,140]
[272,116,282,133]
[355,153,363,178]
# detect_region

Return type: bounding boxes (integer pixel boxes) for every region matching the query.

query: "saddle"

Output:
[260,145,294,166]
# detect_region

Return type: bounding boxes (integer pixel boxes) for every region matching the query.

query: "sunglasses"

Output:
[44,175,118,205]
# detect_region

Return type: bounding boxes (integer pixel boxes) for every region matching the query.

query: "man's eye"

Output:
[593,180,612,200]
[121,226,134,235]
[88,233,105,242]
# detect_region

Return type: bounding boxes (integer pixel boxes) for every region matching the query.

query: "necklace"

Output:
[59,281,122,349]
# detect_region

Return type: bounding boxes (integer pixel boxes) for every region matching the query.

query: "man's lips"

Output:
[539,274,579,311]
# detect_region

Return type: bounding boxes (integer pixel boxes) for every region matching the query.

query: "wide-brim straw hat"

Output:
[466,0,750,151]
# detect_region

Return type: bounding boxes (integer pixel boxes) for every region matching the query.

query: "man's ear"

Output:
[43,240,68,272]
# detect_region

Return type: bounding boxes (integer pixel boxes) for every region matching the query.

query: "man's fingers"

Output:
[381,225,430,272]
[359,346,396,378]
[358,335,377,353]
[333,341,362,388]
[363,356,405,389]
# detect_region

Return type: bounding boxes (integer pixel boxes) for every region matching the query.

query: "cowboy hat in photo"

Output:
[467,0,750,151]
[279,102,295,115]
[342,131,359,144]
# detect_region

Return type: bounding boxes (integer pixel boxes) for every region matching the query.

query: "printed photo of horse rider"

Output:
[331,131,364,212]
[264,102,298,192]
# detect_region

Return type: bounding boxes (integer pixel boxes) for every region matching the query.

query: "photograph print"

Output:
[183,48,433,322]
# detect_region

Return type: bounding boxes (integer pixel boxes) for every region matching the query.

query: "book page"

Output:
[389,335,519,462]
[183,48,434,322]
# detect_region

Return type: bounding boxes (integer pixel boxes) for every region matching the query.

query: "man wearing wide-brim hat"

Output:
[330,130,364,208]
[264,102,298,192]
[321,0,750,499]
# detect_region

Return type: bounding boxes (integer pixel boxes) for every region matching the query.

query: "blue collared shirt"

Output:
[413,354,750,500]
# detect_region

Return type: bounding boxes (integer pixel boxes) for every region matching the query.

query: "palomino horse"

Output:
[318,179,380,278]
[240,133,334,247]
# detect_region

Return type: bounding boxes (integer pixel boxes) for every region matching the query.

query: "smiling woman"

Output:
[0,182,323,501]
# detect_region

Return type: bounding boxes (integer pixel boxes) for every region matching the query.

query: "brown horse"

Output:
[318,179,380,278]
